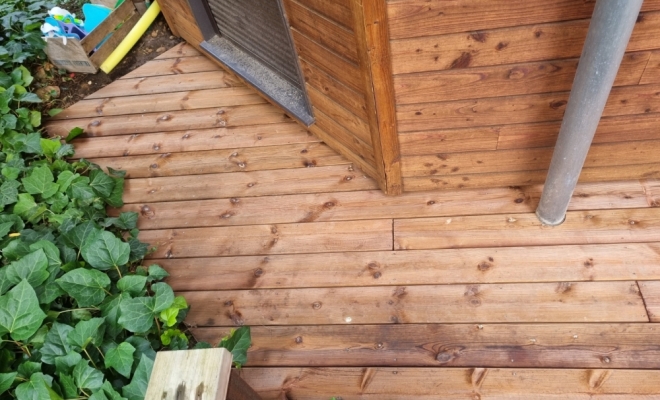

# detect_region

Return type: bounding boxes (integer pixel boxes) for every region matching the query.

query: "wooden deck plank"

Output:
[235,367,660,399]
[119,55,220,79]
[50,87,265,119]
[154,42,200,59]
[180,281,648,326]
[193,323,660,369]
[140,219,393,259]
[393,52,650,105]
[640,50,660,84]
[87,143,348,178]
[70,123,317,159]
[394,208,660,250]
[390,11,660,75]
[157,243,660,291]
[123,165,378,203]
[396,83,660,132]
[387,0,660,39]
[46,105,291,137]
[118,181,650,230]
[638,281,660,322]
[84,71,241,99]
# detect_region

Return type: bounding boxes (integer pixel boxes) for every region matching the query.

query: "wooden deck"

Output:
[46,43,660,399]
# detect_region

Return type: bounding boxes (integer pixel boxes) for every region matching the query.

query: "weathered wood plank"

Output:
[402,140,660,178]
[158,243,660,291]
[291,29,364,94]
[88,142,348,178]
[387,0,660,39]
[283,0,359,64]
[299,58,368,121]
[396,83,660,132]
[51,87,265,119]
[235,367,660,399]
[155,42,200,59]
[394,208,660,250]
[390,11,660,75]
[119,55,219,79]
[121,181,650,230]
[123,165,378,203]
[640,50,660,84]
[70,123,317,159]
[46,105,291,137]
[496,113,660,150]
[403,164,660,192]
[193,323,660,369]
[290,0,353,30]
[85,71,241,99]
[399,126,500,156]
[638,281,660,322]
[181,281,648,326]
[393,52,650,105]
[307,85,371,145]
[312,107,375,165]
[140,219,393,259]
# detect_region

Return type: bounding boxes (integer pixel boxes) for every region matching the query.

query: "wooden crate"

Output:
[43,0,141,73]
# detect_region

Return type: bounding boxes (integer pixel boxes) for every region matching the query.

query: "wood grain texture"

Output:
[119,56,219,79]
[140,219,393,259]
[155,42,200,59]
[70,122,316,159]
[235,367,660,399]
[311,107,375,166]
[122,164,378,203]
[88,142,348,178]
[180,281,648,326]
[393,51,650,105]
[157,243,660,291]
[390,11,660,75]
[194,323,660,369]
[638,281,660,322]
[291,0,353,30]
[306,85,371,145]
[640,50,660,84]
[387,0,660,39]
[119,181,651,230]
[399,126,500,156]
[394,208,660,250]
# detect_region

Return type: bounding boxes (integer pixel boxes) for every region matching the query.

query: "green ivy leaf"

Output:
[116,275,147,296]
[98,381,125,400]
[105,342,135,378]
[219,326,251,368]
[0,221,13,239]
[6,248,49,287]
[62,221,101,251]
[54,352,83,376]
[67,176,95,202]
[105,212,138,230]
[0,279,47,341]
[0,372,17,395]
[99,293,128,340]
[152,283,174,313]
[89,390,109,400]
[0,179,20,207]
[159,307,178,327]
[13,192,37,218]
[48,108,63,117]
[65,127,84,143]
[40,322,74,364]
[118,297,156,333]
[72,359,104,391]
[105,176,124,208]
[68,318,105,351]
[124,336,156,364]
[14,373,56,400]
[56,268,110,307]
[122,355,153,400]
[56,171,78,194]
[17,361,41,379]
[81,231,130,271]
[58,373,78,399]
[147,264,169,281]
[193,342,212,349]
[89,170,115,198]
[22,165,59,199]
[40,138,61,159]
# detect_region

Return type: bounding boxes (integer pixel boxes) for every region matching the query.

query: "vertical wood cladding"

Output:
[388,0,660,191]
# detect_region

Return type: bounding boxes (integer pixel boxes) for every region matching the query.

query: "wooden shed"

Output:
[155,0,660,196]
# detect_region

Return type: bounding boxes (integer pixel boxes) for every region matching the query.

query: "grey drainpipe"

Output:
[535,0,644,225]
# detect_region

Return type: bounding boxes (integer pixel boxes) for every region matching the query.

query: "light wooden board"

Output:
[70,122,316,159]
[291,0,353,30]
[84,70,241,99]
[312,107,375,165]
[119,55,220,79]
[638,281,660,322]
[390,11,660,75]
[306,85,371,145]
[180,281,648,326]
[122,165,378,203]
[117,181,651,230]
[51,87,265,119]
[145,348,232,400]
[387,0,660,39]
[399,126,500,155]
[640,50,660,84]
[140,219,393,259]
[396,83,660,132]
[87,142,348,178]
[156,243,660,291]
[235,367,660,399]
[193,323,660,369]
[394,208,660,250]
[46,105,291,137]
[155,42,201,59]
[393,52,650,105]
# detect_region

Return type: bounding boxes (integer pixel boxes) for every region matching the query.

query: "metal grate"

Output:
[206,0,302,88]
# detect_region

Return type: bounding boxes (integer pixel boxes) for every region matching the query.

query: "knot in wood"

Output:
[427,200,436,205]
[295,336,303,344]
[300,149,308,154]
[312,301,322,310]
[230,197,240,204]
[230,152,239,157]
[477,262,492,271]
[436,352,453,363]
[344,175,353,181]
[323,201,335,208]
[158,114,171,121]
[601,356,611,363]
[253,268,264,277]
[376,342,383,349]
[141,205,155,218]
[247,182,255,188]
[90,120,100,126]
[182,133,190,139]
[237,162,246,168]
[373,271,382,279]
[153,144,160,150]
[150,163,158,169]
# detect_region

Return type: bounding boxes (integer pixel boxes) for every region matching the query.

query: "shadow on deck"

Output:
[46,42,660,399]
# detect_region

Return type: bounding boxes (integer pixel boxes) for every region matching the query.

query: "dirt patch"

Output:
[41,14,181,111]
